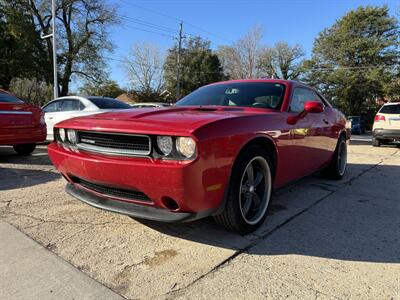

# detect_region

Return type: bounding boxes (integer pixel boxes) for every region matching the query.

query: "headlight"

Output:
[176,137,196,158]
[59,128,66,142]
[67,129,77,144]
[157,136,173,155]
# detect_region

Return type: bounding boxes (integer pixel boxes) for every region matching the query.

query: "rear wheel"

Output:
[324,136,347,180]
[13,144,36,156]
[372,137,381,147]
[214,146,273,235]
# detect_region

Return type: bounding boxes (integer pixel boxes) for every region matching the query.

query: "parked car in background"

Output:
[348,115,366,134]
[372,102,400,147]
[131,102,172,108]
[42,96,131,141]
[48,79,349,234]
[0,90,46,155]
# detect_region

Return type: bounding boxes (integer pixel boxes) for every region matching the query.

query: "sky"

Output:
[104,0,399,89]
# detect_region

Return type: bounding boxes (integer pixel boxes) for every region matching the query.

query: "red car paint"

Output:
[48,80,348,220]
[0,90,46,146]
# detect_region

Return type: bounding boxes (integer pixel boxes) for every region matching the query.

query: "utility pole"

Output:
[41,0,58,99]
[176,21,183,100]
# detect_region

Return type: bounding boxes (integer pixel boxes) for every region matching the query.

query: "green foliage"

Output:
[9,78,53,106]
[164,36,225,100]
[304,5,399,115]
[0,1,50,89]
[79,80,126,98]
[12,0,118,96]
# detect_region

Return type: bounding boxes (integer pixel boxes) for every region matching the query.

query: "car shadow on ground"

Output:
[349,139,372,146]
[350,139,400,147]
[0,167,60,191]
[0,146,52,166]
[136,163,399,264]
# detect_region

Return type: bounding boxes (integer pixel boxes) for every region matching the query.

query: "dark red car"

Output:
[0,90,46,155]
[48,80,349,234]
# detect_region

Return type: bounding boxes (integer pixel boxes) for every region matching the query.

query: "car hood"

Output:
[57,106,274,136]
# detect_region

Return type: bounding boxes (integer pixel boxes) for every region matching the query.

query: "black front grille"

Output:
[71,176,151,203]
[77,131,151,155]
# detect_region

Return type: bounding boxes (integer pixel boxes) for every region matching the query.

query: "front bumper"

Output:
[373,129,400,140]
[48,142,228,220]
[66,183,213,222]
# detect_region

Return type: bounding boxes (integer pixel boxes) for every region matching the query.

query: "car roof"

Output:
[382,102,400,106]
[205,78,301,87]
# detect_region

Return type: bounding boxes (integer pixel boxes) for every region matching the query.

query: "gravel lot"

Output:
[0,139,399,299]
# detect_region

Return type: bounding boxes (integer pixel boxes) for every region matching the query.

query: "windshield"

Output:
[88,97,131,109]
[176,82,286,110]
[348,116,360,122]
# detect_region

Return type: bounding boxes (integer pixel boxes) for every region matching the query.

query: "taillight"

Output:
[374,115,386,122]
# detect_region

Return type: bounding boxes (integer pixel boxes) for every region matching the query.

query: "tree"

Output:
[124,42,165,101]
[9,78,53,106]
[164,36,225,99]
[217,25,264,79]
[18,0,118,96]
[79,80,125,98]
[0,1,50,89]
[304,6,399,115]
[258,42,305,80]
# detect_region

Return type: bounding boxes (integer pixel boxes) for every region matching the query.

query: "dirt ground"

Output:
[0,139,399,299]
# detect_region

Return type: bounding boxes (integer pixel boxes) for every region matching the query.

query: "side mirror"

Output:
[287,101,324,125]
[304,101,324,113]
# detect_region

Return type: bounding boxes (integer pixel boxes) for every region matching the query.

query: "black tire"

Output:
[13,143,36,156]
[372,137,380,147]
[214,146,273,235]
[324,136,347,180]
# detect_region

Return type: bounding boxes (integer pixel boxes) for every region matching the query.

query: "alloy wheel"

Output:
[239,156,272,225]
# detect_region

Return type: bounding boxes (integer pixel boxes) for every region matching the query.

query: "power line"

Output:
[117,0,233,44]
[308,65,399,71]
[122,23,175,39]
[117,15,178,34]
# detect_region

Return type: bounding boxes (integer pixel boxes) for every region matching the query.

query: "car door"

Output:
[287,87,334,177]
[43,100,63,140]
[43,98,84,140]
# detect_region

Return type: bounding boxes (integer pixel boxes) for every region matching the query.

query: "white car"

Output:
[372,102,400,146]
[131,102,172,108]
[42,96,131,141]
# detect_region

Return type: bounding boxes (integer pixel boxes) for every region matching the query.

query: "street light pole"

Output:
[41,0,58,99]
[176,21,183,100]
[51,0,58,99]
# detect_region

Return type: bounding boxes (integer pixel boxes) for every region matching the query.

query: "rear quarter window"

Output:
[379,104,400,114]
[0,92,24,103]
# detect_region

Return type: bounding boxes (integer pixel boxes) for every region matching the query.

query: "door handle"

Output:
[323,119,329,125]
[48,117,54,120]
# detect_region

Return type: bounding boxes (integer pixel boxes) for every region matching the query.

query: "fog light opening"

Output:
[161,197,180,211]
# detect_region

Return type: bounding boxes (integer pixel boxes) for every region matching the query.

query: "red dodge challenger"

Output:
[48,80,349,234]
[0,90,46,155]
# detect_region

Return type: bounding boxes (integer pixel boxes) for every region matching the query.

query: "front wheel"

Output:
[214,146,273,234]
[13,144,36,156]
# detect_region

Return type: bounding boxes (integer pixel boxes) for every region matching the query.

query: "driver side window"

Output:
[290,88,321,113]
